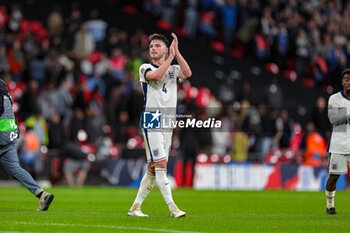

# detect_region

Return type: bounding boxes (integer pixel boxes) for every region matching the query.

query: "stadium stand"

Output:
[0,0,343,187]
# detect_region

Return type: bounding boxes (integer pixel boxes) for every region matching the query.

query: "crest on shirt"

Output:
[169,71,174,79]
[141,67,145,74]
[153,149,159,157]
[332,164,337,170]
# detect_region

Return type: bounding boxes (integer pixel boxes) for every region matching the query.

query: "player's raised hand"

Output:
[171,33,179,55]
[169,39,176,58]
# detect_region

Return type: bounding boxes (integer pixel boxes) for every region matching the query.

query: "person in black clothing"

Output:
[310,96,331,140]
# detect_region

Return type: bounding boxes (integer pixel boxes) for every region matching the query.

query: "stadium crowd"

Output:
[140,0,350,91]
[0,1,339,185]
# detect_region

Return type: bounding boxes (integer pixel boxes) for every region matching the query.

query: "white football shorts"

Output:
[142,129,172,162]
[329,153,350,175]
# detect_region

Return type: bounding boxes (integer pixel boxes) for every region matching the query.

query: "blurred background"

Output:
[0,0,348,190]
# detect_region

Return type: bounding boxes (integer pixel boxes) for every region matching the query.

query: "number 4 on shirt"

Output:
[162,83,167,93]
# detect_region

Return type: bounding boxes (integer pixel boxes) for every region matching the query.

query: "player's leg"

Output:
[154,131,186,218]
[326,174,339,215]
[154,159,186,218]
[128,162,156,217]
[0,143,54,211]
[128,130,157,217]
[326,153,347,215]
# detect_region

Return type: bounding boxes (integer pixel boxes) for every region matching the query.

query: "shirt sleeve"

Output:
[328,94,349,126]
[173,65,184,83]
[139,64,152,83]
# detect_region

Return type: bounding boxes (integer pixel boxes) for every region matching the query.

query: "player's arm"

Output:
[328,96,349,126]
[145,41,176,81]
[171,33,192,80]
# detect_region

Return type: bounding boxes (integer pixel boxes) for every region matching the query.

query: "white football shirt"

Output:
[139,63,182,128]
[328,91,350,153]
[139,63,181,108]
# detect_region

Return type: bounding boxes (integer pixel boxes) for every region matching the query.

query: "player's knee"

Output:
[147,162,155,174]
[330,174,340,182]
[154,159,167,168]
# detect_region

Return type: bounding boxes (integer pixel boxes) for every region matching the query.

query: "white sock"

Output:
[132,172,155,207]
[155,168,174,207]
[326,190,335,209]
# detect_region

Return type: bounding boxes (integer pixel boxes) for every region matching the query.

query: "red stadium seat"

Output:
[157,20,172,30]
[210,41,224,52]
[175,27,188,37]
[123,6,137,15]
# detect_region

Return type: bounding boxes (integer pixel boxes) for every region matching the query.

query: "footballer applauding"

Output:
[128,33,191,218]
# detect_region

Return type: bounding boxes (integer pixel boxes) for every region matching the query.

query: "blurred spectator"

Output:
[56,78,73,126]
[295,29,311,80]
[19,127,41,179]
[47,10,64,37]
[260,6,276,46]
[221,0,237,50]
[180,116,200,187]
[73,75,89,111]
[64,4,83,51]
[7,4,22,32]
[0,44,9,76]
[21,30,39,61]
[274,21,288,70]
[28,54,46,86]
[19,80,39,120]
[161,0,180,27]
[230,130,249,161]
[109,48,128,81]
[199,10,217,39]
[264,78,283,108]
[69,107,85,142]
[37,82,58,120]
[196,112,212,154]
[310,96,331,139]
[300,121,327,167]
[87,72,106,97]
[126,49,143,81]
[61,141,90,187]
[130,28,149,59]
[218,79,235,106]
[254,32,270,61]
[48,112,66,149]
[85,9,108,51]
[0,6,8,28]
[237,81,254,104]
[241,106,261,160]
[257,105,277,158]
[183,0,199,37]
[143,0,163,18]
[85,105,104,144]
[7,39,25,82]
[276,109,293,149]
[24,104,49,147]
[328,34,347,73]
[73,24,95,60]
[115,31,130,56]
[127,82,144,126]
[114,111,130,144]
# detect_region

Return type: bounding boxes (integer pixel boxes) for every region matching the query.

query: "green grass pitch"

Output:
[1,187,350,233]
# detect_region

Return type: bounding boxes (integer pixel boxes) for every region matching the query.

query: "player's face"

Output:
[342,74,350,94]
[149,40,168,60]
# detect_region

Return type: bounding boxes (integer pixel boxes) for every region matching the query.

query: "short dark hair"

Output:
[341,68,350,79]
[149,33,169,48]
